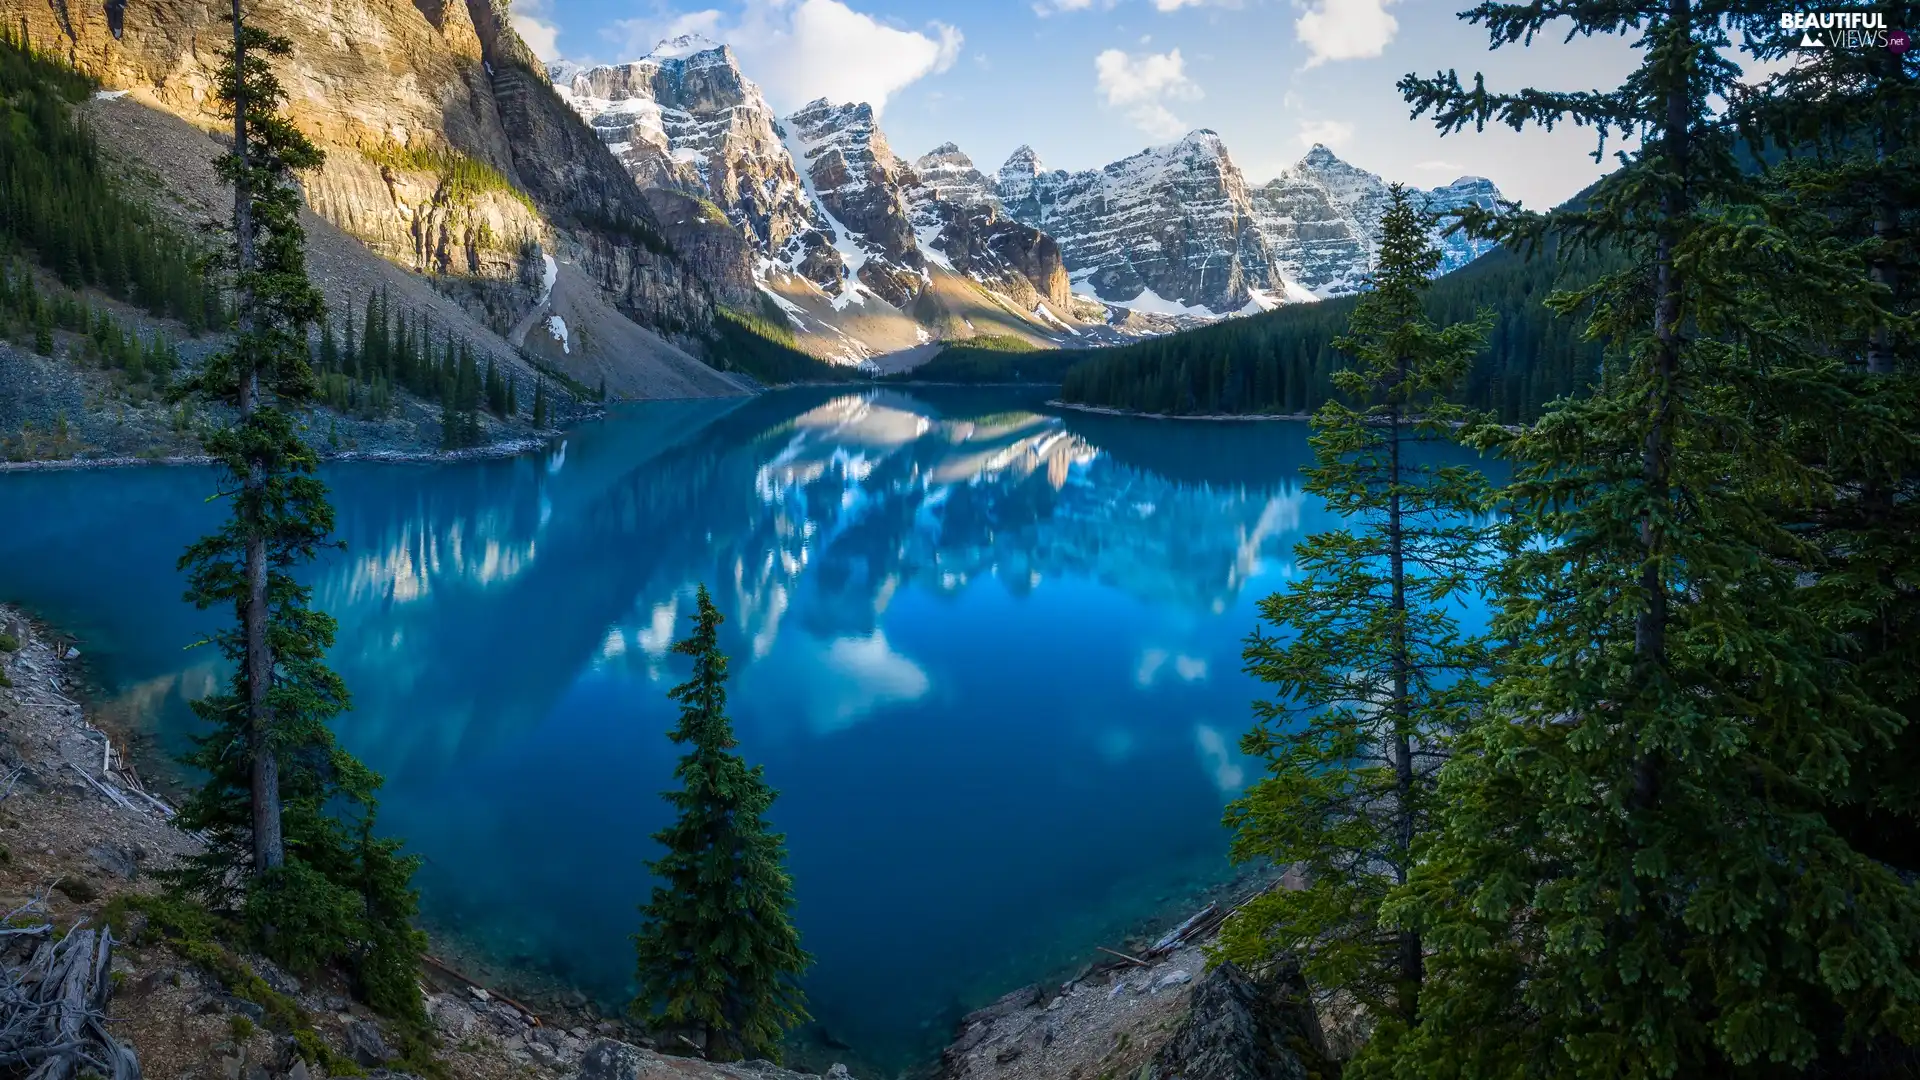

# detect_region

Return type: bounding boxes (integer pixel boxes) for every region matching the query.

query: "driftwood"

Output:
[1096,946,1150,967]
[2,896,141,1080]
[421,955,542,1026]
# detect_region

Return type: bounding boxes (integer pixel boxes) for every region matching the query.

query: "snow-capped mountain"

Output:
[549,36,845,295]
[549,37,1508,359]
[1249,144,1501,296]
[551,38,1097,364]
[1002,137,1504,312]
[998,132,1297,316]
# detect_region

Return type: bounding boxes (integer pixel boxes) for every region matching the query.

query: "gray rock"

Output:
[287,1059,312,1080]
[1152,969,1193,993]
[826,1067,851,1080]
[248,956,301,997]
[572,1038,647,1080]
[228,997,266,1023]
[346,1019,393,1066]
[427,995,478,1039]
[88,843,139,879]
[1138,958,1329,1080]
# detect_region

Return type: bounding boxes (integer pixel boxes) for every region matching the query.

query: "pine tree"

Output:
[1218,186,1493,1032]
[632,585,811,1062]
[532,377,549,429]
[167,0,425,1016]
[1374,3,1920,1076]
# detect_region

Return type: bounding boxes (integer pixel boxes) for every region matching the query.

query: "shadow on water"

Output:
[0,386,1486,1073]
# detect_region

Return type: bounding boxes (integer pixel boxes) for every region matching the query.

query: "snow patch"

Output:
[545,314,571,354]
[538,254,558,306]
[1033,302,1079,336]
[92,89,130,100]
[1108,286,1222,319]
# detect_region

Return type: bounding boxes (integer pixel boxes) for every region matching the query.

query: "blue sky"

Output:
[510,0,1653,208]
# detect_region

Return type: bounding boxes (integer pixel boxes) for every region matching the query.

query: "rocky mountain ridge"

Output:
[1004,137,1504,312]
[1,0,755,398]
[552,36,1505,348]
[553,38,1097,367]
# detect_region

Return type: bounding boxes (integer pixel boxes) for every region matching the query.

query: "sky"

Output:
[507,0,1662,209]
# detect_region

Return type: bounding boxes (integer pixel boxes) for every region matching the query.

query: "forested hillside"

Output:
[1059,238,1613,423]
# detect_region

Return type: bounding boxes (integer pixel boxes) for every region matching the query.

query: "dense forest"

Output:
[881,333,1091,384]
[1058,238,1613,423]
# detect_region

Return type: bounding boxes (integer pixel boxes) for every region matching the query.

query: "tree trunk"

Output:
[231,0,284,874]
[1386,377,1419,1022]
[1631,0,1692,815]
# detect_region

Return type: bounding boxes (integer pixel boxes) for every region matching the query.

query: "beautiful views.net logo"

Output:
[1780,10,1911,52]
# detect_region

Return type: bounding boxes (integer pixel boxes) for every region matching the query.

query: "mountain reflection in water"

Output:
[0,387,1483,1072]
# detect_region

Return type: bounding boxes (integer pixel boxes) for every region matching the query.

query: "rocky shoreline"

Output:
[3,597,1321,1080]
[0,434,561,473]
[0,602,863,1080]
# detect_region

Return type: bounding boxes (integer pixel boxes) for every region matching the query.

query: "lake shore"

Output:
[0,434,559,473]
[0,602,869,1080]
[1049,400,1315,422]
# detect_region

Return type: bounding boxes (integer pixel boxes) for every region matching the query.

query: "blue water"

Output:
[0,387,1489,1072]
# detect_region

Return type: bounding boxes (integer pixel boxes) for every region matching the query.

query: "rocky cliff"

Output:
[2,0,743,397]
[1002,136,1506,311]
[1250,144,1501,296]
[997,132,1285,316]
[551,36,842,297]
[550,39,1092,362]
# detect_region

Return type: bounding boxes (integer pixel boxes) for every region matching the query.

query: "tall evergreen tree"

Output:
[631,584,811,1063]
[167,0,426,1020]
[1374,3,1920,1077]
[1218,185,1494,1033]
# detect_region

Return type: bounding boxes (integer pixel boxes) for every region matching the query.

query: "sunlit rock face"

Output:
[551,37,844,294]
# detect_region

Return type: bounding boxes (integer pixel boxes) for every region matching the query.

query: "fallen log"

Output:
[2,906,141,1080]
[421,955,543,1026]
[1096,946,1150,967]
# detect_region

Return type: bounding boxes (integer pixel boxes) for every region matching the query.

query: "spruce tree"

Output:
[1218,186,1493,1031]
[1374,3,1920,1076]
[1730,3,1920,885]
[632,585,811,1062]
[168,0,426,1017]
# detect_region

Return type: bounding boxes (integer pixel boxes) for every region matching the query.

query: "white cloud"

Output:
[1413,159,1463,173]
[1033,0,1109,15]
[1095,47,1203,140]
[1294,0,1400,67]
[511,0,563,59]
[608,0,962,114]
[1297,118,1354,149]
[1152,0,1207,9]
[1194,724,1246,793]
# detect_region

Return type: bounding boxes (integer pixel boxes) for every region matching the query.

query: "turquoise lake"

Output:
[0,386,1489,1072]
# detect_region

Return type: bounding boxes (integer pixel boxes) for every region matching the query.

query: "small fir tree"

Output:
[1218,185,1493,1032]
[632,584,811,1062]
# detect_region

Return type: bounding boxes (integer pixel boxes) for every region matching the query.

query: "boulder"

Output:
[346,1019,393,1066]
[1139,959,1330,1080]
[571,1038,648,1080]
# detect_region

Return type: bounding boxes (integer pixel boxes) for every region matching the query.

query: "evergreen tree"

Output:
[1219,186,1494,1032]
[1373,3,1920,1076]
[167,0,425,1019]
[1730,3,1920,886]
[632,585,811,1062]
[532,377,549,429]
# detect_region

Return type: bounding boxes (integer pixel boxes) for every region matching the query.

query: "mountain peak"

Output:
[927,141,964,157]
[1300,143,1343,167]
[647,32,724,60]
